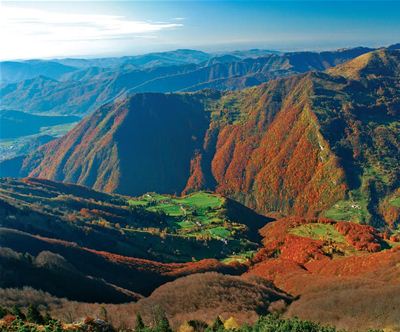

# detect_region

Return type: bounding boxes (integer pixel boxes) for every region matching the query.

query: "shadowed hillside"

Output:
[20,91,217,195]
[0,228,245,302]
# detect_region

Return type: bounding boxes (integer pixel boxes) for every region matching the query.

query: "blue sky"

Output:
[1,1,400,60]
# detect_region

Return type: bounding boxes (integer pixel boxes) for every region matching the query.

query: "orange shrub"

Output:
[335,222,381,252]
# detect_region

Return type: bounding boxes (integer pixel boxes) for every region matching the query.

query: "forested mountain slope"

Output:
[9,49,399,228]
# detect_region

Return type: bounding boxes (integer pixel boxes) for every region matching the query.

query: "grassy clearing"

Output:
[174,192,223,209]
[222,250,255,264]
[289,223,362,257]
[324,200,369,222]
[207,226,231,238]
[126,191,259,261]
[39,122,78,136]
[389,196,400,208]
[289,223,346,243]
[147,203,184,217]
[127,199,147,206]
[177,220,196,229]
[324,189,370,223]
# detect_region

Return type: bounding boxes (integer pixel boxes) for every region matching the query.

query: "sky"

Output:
[1,0,400,60]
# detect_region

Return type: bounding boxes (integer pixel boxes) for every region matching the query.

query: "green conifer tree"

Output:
[26,304,44,324]
[154,307,172,332]
[11,305,25,320]
[135,313,145,331]
[211,316,223,332]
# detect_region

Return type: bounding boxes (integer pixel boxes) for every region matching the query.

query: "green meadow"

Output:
[128,192,246,241]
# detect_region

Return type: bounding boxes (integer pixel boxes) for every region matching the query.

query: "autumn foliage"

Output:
[334,221,381,252]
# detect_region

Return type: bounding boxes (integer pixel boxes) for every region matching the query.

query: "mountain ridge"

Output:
[0,46,374,116]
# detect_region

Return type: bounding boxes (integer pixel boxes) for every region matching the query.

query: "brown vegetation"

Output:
[131,273,292,328]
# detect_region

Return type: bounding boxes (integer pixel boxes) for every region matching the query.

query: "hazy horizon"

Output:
[1,0,400,61]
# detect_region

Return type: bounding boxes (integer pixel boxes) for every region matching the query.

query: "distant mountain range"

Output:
[0,49,211,83]
[0,47,375,116]
[0,48,278,84]
[0,61,77,84]
[4,48,399,229]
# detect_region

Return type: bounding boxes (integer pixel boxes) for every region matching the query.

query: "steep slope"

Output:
[204,74,347,217]
[20,91,216,194]
[199,49,400,223]
[9,49,400,227]
[15,74,346,218]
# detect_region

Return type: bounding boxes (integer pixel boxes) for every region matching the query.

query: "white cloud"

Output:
[0,4,183,60]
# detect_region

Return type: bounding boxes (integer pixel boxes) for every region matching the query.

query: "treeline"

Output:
[0,305,383,332]
[0,304,63,332]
